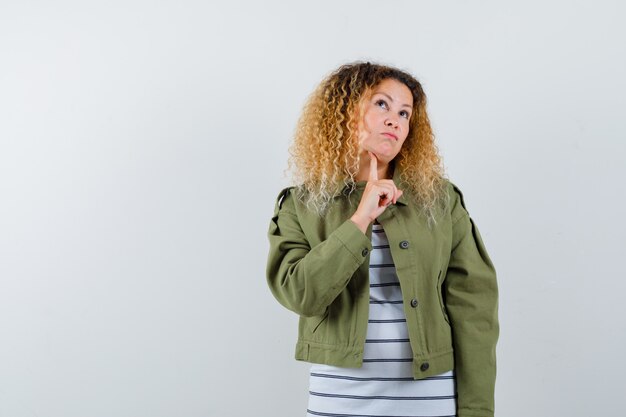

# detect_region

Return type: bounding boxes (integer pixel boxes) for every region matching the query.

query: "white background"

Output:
[1,1,625,416]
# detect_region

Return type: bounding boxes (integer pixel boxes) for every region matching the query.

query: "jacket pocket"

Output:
[436,269,451,324]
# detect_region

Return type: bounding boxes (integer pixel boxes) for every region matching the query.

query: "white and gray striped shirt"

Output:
[307,223,457,417]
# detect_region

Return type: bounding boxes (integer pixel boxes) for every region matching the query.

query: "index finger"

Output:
[368,151,378,182]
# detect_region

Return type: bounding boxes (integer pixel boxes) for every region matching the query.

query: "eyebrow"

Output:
[373,92,412,109]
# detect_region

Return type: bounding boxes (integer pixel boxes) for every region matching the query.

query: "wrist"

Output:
[350,213,371,234]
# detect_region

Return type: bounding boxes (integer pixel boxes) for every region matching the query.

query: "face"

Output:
[356,78,414,164]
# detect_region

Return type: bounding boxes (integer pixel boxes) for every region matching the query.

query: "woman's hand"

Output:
[350,152,403,234]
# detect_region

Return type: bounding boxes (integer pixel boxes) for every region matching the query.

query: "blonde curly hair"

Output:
[286,61,450,226]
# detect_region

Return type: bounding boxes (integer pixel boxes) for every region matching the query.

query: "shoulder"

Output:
[272,186,300,216]
[445,179,467,207]
[442,178,470,223]
[275,186,293,210]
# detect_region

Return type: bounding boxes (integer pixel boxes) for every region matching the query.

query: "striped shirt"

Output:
[307,223,457,417]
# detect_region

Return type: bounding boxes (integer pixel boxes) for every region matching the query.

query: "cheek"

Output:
[399,129,411,144]
[401,120,411,136]
[361,115,371,130]
[364,106,385,124]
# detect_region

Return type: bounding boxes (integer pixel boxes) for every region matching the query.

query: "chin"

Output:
[361,145,398,163]
[378,152,398,163]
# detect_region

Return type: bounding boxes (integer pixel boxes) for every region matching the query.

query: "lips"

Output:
[382,132,398,140]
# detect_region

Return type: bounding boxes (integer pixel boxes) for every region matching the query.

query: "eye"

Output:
[375,99,388,109]
[400,110,410,119]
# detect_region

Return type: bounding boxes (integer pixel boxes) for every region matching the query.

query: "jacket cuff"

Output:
[332,219,372,263]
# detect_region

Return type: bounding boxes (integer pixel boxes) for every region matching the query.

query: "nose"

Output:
[385,116,399,128]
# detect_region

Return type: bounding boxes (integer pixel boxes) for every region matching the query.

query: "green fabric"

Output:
[266,171,499,417]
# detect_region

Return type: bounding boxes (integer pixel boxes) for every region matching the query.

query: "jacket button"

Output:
[420,362,430,372]
[399,240,409,249]
[410,298,418,308]
[361,248,369,257]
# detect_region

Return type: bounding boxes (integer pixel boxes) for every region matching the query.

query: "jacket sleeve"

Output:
[444,182,499,417]
[266,187,372,317]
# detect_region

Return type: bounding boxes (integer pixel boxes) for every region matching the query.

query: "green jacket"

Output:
[266,171,499,417]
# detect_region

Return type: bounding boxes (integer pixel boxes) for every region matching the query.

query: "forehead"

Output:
[370,78,413,106]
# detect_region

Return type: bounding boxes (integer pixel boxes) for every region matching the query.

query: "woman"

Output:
[266,62,499,417]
